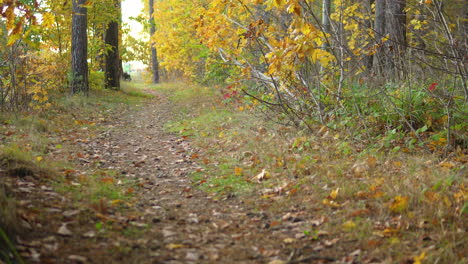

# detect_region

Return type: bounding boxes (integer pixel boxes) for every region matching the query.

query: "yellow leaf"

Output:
[42,12,55,29]
[274,0,285,7]
[329,188,339,200]
[342,220,356,231]
[439,161,455,169]
[322,198,340,208]
[413,251,426,264]
[389,195,409,213]
[283,238,295,244]
[165,243,186,249]
[7,33,21,46]
[36,156,43,162]
[234,167,243,176]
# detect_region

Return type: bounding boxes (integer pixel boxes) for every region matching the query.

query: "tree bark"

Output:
[322,0,331,48]
[364,0,375,71]
[105,0,121,89]
[373,0,386,74]
[71,0,88,94]
[149,0,160,83]
[385,0,406,76]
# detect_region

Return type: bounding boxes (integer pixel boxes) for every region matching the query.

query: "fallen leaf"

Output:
[268,260,286,264]
[413,251,426,264]
[254,169,270,182]
[349,209,371,217]
[389,195,409,213]
[324,238,340,247]
[82,231,96,238]
[57,223,72,236]
[322,198,340,208]
[234,167,243,176]
[165,243,186,249]
[100,177,115,184]
[63,210,80,218]
[68,255,87,263]
[342,220,356,232]
[283,238,296,244]
[328,188,339,200]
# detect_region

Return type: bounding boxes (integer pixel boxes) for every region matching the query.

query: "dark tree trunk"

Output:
[105,0,121,89]
[149,0,160,83]
[364,0,375,71]
[105,21,120,89]
[373,0,386,74]
[71,0,88,94]
[385,0,406,76]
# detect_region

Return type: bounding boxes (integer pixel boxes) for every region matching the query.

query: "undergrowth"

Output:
[156,81,467,264]
[0,83,149,262]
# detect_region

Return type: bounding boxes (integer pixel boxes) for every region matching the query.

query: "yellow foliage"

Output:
[389,195,409,213]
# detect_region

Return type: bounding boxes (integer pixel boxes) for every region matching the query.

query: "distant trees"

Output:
[71,0,89,94]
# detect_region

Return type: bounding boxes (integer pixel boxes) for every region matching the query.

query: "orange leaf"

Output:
[100,177,115,184]
[234,167,243,176]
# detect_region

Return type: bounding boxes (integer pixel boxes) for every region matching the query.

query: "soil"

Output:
[4,89,351,264]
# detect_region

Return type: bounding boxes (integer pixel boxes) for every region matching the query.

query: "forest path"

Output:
[66,88,318,264]
[24,87,336,264]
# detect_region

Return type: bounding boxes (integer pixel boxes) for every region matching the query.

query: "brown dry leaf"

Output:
[68,255,87,263]
[283,238,296,244]
[253,169,270,182]
[349,209,371,217]
[82,231,96,238]
[268,259,286,264]
[439,161,455,169]
[367,156,378,168]
[270,220,281,227]
[424,190,440,202]
[100,177,115,184]
[310,216,327,227]
[324,238,340,247]
[351,162,368,176]
[62,210,80,218]
[57,223,72,236]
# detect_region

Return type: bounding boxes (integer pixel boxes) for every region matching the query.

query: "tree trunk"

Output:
[105,0,121,89]
[322,0,331,49]
[385,0,406,77]
[373,0,386,74]
[71,0,88,94]
[364,0,375,71]
[149,0,160,83]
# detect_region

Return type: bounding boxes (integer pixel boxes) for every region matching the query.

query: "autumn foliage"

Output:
[152,0,467,153]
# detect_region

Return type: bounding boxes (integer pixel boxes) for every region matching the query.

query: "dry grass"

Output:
[158,82,467,264]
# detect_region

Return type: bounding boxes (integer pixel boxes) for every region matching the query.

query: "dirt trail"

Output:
[10,89,344,264]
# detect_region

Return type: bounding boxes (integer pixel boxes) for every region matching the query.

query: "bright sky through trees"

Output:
[122,0,143,39]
